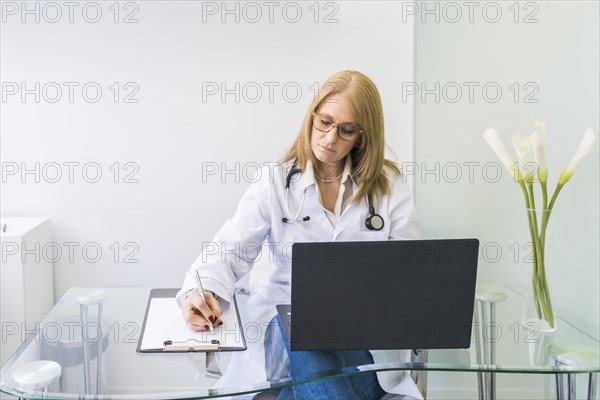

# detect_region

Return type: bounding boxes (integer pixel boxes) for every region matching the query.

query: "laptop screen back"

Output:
[289,239,479,351]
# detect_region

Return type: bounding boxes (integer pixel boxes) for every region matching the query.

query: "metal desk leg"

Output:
[567,374,575,400]
[554,359,564,400]
[481,301,492,400]
[79,304,91,394]
[473,302,484,400]
[474,287,506,400]
[550,344,599,400]
[490,303,497,400]
[205,352,222,378]
[588,373,597,399]
[96,302,103,395]
[410,349,428,398]
[76,290,108,395]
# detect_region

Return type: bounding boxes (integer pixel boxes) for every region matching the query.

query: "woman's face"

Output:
[310,93,360,168]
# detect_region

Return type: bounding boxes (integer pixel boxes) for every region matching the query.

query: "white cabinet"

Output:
[0,217,54,366]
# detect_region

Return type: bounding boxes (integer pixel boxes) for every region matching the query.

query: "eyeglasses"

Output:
[312,112,363,141]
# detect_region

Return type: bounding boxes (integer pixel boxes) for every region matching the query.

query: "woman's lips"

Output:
[320,145,335,153]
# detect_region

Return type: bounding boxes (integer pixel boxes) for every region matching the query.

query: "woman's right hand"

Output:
[182,290,223,331]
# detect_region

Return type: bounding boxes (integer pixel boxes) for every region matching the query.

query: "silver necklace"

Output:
[315,171,343,183]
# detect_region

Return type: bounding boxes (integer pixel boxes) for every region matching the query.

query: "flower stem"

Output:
[528,182,554,328]
[536,182,564,329]
[519,182,543,319]
[539,182,551,324]
[548,182,564,212]
[540,182,549,252]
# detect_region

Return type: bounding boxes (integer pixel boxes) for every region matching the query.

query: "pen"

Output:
[194,270,214,333]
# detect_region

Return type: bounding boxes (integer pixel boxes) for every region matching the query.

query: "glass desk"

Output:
[1,285,598,399]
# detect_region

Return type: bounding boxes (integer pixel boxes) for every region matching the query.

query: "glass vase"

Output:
[521,280,557,367]
[521,207,557,367]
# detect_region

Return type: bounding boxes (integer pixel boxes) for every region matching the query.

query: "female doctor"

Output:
[177,70,421,399]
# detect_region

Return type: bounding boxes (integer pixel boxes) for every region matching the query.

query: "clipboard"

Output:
[136,288,247,353]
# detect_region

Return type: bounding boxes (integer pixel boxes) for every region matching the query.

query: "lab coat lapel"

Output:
[302,185,335,237]
[332,202,361,240]
[288,169,335,237]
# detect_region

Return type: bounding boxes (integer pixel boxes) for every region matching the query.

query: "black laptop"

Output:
[276,239,479,351]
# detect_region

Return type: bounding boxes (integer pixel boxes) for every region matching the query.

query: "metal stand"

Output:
[205,352,222,378]
[550,343,599,400]
[75,290,108,395]
[410,349,429,398]
[473,286,507,400]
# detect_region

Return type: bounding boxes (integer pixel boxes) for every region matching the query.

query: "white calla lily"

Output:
[530,119,548,184]
[510,133,535,184]
[483,120,596,329]
[558,128,597,185]
[483,129,521,181]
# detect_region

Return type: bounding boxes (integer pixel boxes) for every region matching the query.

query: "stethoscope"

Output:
[281,167,385,231]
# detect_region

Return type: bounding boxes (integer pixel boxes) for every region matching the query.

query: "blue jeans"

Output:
[265,316,386,400]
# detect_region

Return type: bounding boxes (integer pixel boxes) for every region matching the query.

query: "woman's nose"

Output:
[323,127,338,144]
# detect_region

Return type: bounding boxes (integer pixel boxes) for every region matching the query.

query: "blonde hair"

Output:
[282,70,400,204]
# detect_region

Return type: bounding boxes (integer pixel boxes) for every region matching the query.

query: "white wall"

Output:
[0,2,415,298]
[413,1,599,397]
[3,2,598,397]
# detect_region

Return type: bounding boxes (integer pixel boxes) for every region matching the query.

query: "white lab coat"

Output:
[177,160,423,399]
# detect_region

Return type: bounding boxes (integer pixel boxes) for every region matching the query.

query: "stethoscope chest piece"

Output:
[365,212,384,231]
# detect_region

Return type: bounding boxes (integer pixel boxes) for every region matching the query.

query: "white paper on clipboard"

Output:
[137,289,246,352]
